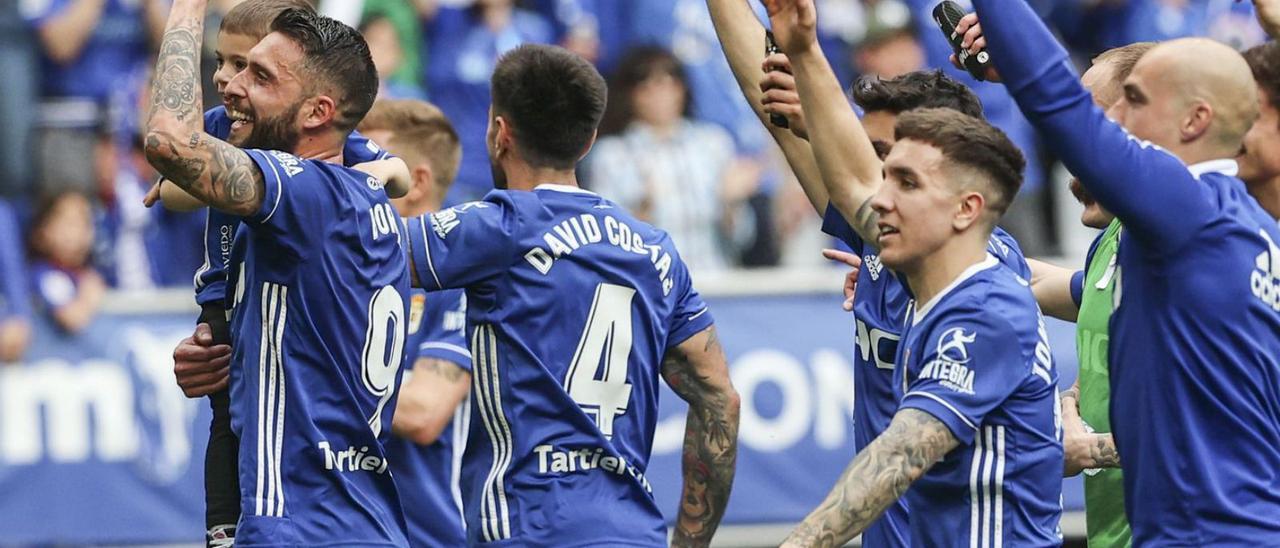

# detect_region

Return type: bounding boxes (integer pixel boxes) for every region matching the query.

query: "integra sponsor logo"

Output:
[920,327,976,394]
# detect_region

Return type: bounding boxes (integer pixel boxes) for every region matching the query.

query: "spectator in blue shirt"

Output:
[424,0,554,205]
[27,190,105,334]
[22,0,166,194]
[0,198,30,362]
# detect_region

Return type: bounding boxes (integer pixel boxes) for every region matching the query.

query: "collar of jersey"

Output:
[1187,159,1238,179]
[535,183,597,195]
[911,253,1000,326]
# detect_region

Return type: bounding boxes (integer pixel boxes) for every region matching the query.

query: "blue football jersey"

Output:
[387,288,472,547]
[225,149,410,545]
[820,205,1030,548]
[975,0,1280,542]
[404,184,715,546]
[194,106,393,305]
[893,255,1062,547]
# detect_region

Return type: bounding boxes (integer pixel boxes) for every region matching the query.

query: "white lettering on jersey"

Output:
[429,202,491,240]
[523,215,676,295]
[533,444,653,493]
[920,327,976,394]
[855,318,899,370]
[1252,229,1280,312]
[318,441,389,474]
[268,151,303,177]
[863,254,883,281]
[369,203,399,241]
[1032,316,1054,385]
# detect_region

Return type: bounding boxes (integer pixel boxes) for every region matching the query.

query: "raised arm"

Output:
[969,0,1214,251]
[764,0,885,242]
[782,409,959,547]
[662,326,741,547]
[706,0,827,214]
[144,0,266,217]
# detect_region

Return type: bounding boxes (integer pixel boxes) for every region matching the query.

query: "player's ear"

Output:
[302,95,338,130]
[954,190,984,232]
[1180,100,1212,143]
[493,115,514,157]
[411,162,434,199]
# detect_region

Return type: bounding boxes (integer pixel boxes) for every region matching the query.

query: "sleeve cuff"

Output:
[244,150,285,224]
[667,308,715,350]
[417,342,473,371]
[821,203,865,255]
[901,391,979,446]
[1070,269,1085,307]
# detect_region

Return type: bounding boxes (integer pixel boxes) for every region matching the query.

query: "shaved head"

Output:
[1127,39,1258,156]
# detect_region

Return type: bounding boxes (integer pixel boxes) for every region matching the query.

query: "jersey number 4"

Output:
[564,283,636,439]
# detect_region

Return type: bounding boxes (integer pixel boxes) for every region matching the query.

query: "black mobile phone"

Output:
[932,0,991,81]
[764,30,790,129]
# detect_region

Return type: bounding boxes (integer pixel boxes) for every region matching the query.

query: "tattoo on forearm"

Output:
[149,23,202,125]
[852,195,881,242]
[663,328,739,547]
[1090,434,1121,468]
[785,409,958,547]
[418,358,467,383]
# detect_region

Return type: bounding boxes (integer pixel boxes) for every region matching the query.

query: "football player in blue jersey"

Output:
[708,1,1030,546]
[358,99,474,546]
[145,1,410,544]
[401,44,741,547]
[972,0,1280,544]
[149,2,411,545]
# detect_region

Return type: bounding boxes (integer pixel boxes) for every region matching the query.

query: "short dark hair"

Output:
[359,99,462,191]
[852,70,984,119]
[490,44,607,170]
[1093,41,1157,82]
[220,0,314,39]
[895,108,1025,215]
[270,8,378,133]
[1245,42,1280,113]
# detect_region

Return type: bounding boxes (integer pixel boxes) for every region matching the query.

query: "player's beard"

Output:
[241,102,303,153]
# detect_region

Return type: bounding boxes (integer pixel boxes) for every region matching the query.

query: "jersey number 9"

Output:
[362,285,406,437]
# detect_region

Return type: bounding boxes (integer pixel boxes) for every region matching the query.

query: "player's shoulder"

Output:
[929,256,1036,327]
[989,227,1030,277]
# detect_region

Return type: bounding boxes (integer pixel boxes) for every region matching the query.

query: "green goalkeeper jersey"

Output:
[1076,219,1131,548]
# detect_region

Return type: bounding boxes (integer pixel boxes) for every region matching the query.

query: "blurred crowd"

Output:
[0,0,1267,359]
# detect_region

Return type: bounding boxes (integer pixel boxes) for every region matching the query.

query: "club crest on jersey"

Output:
[268,150,304,177]
[920,327,977,394]
[864,254,883,281]
[1253,229,1280,311]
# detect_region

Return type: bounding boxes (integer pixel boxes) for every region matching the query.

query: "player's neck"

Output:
[291,134,344,165]
[904,234,990,308]
[502,164,581,192]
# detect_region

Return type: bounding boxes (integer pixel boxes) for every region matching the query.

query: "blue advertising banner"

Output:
[0,293,1082,544]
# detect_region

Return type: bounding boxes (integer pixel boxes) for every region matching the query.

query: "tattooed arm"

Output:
[782,409,959,548]
[1060,380,1121,476]
[392,358,471,445]
[144,0,265,217]
[662,326,741,548]
[764,0,885,243]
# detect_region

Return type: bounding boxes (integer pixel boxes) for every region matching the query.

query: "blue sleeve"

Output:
[404,198,520,291]
[194,208,239,305]
[821,203,866,256]
[989,228,1031,279]
[1070,270,1085,307]
[0,203,29,318]
[242,149,333,232]
[666,254,714,349]
[416,289,472,370]
[899,310,1028,445]
[204,106,233,140]
[343,129,395,165]
[971,0,1214,253]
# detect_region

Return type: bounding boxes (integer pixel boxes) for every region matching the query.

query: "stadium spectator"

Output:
[27,191,106,334]
[23,0,167,195]
[529,0,600,62]
[1240,42,1280,220]
[359,0,424,89]
[585,46,760,273]
[362,13,428,100]
[0,197,31,362]
[847,0,923,80]
[424,0,554,204]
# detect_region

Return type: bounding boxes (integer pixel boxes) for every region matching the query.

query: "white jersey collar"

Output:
[912,253,1001,326]
[1187,159,1238,179]
[535,183,596,195]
